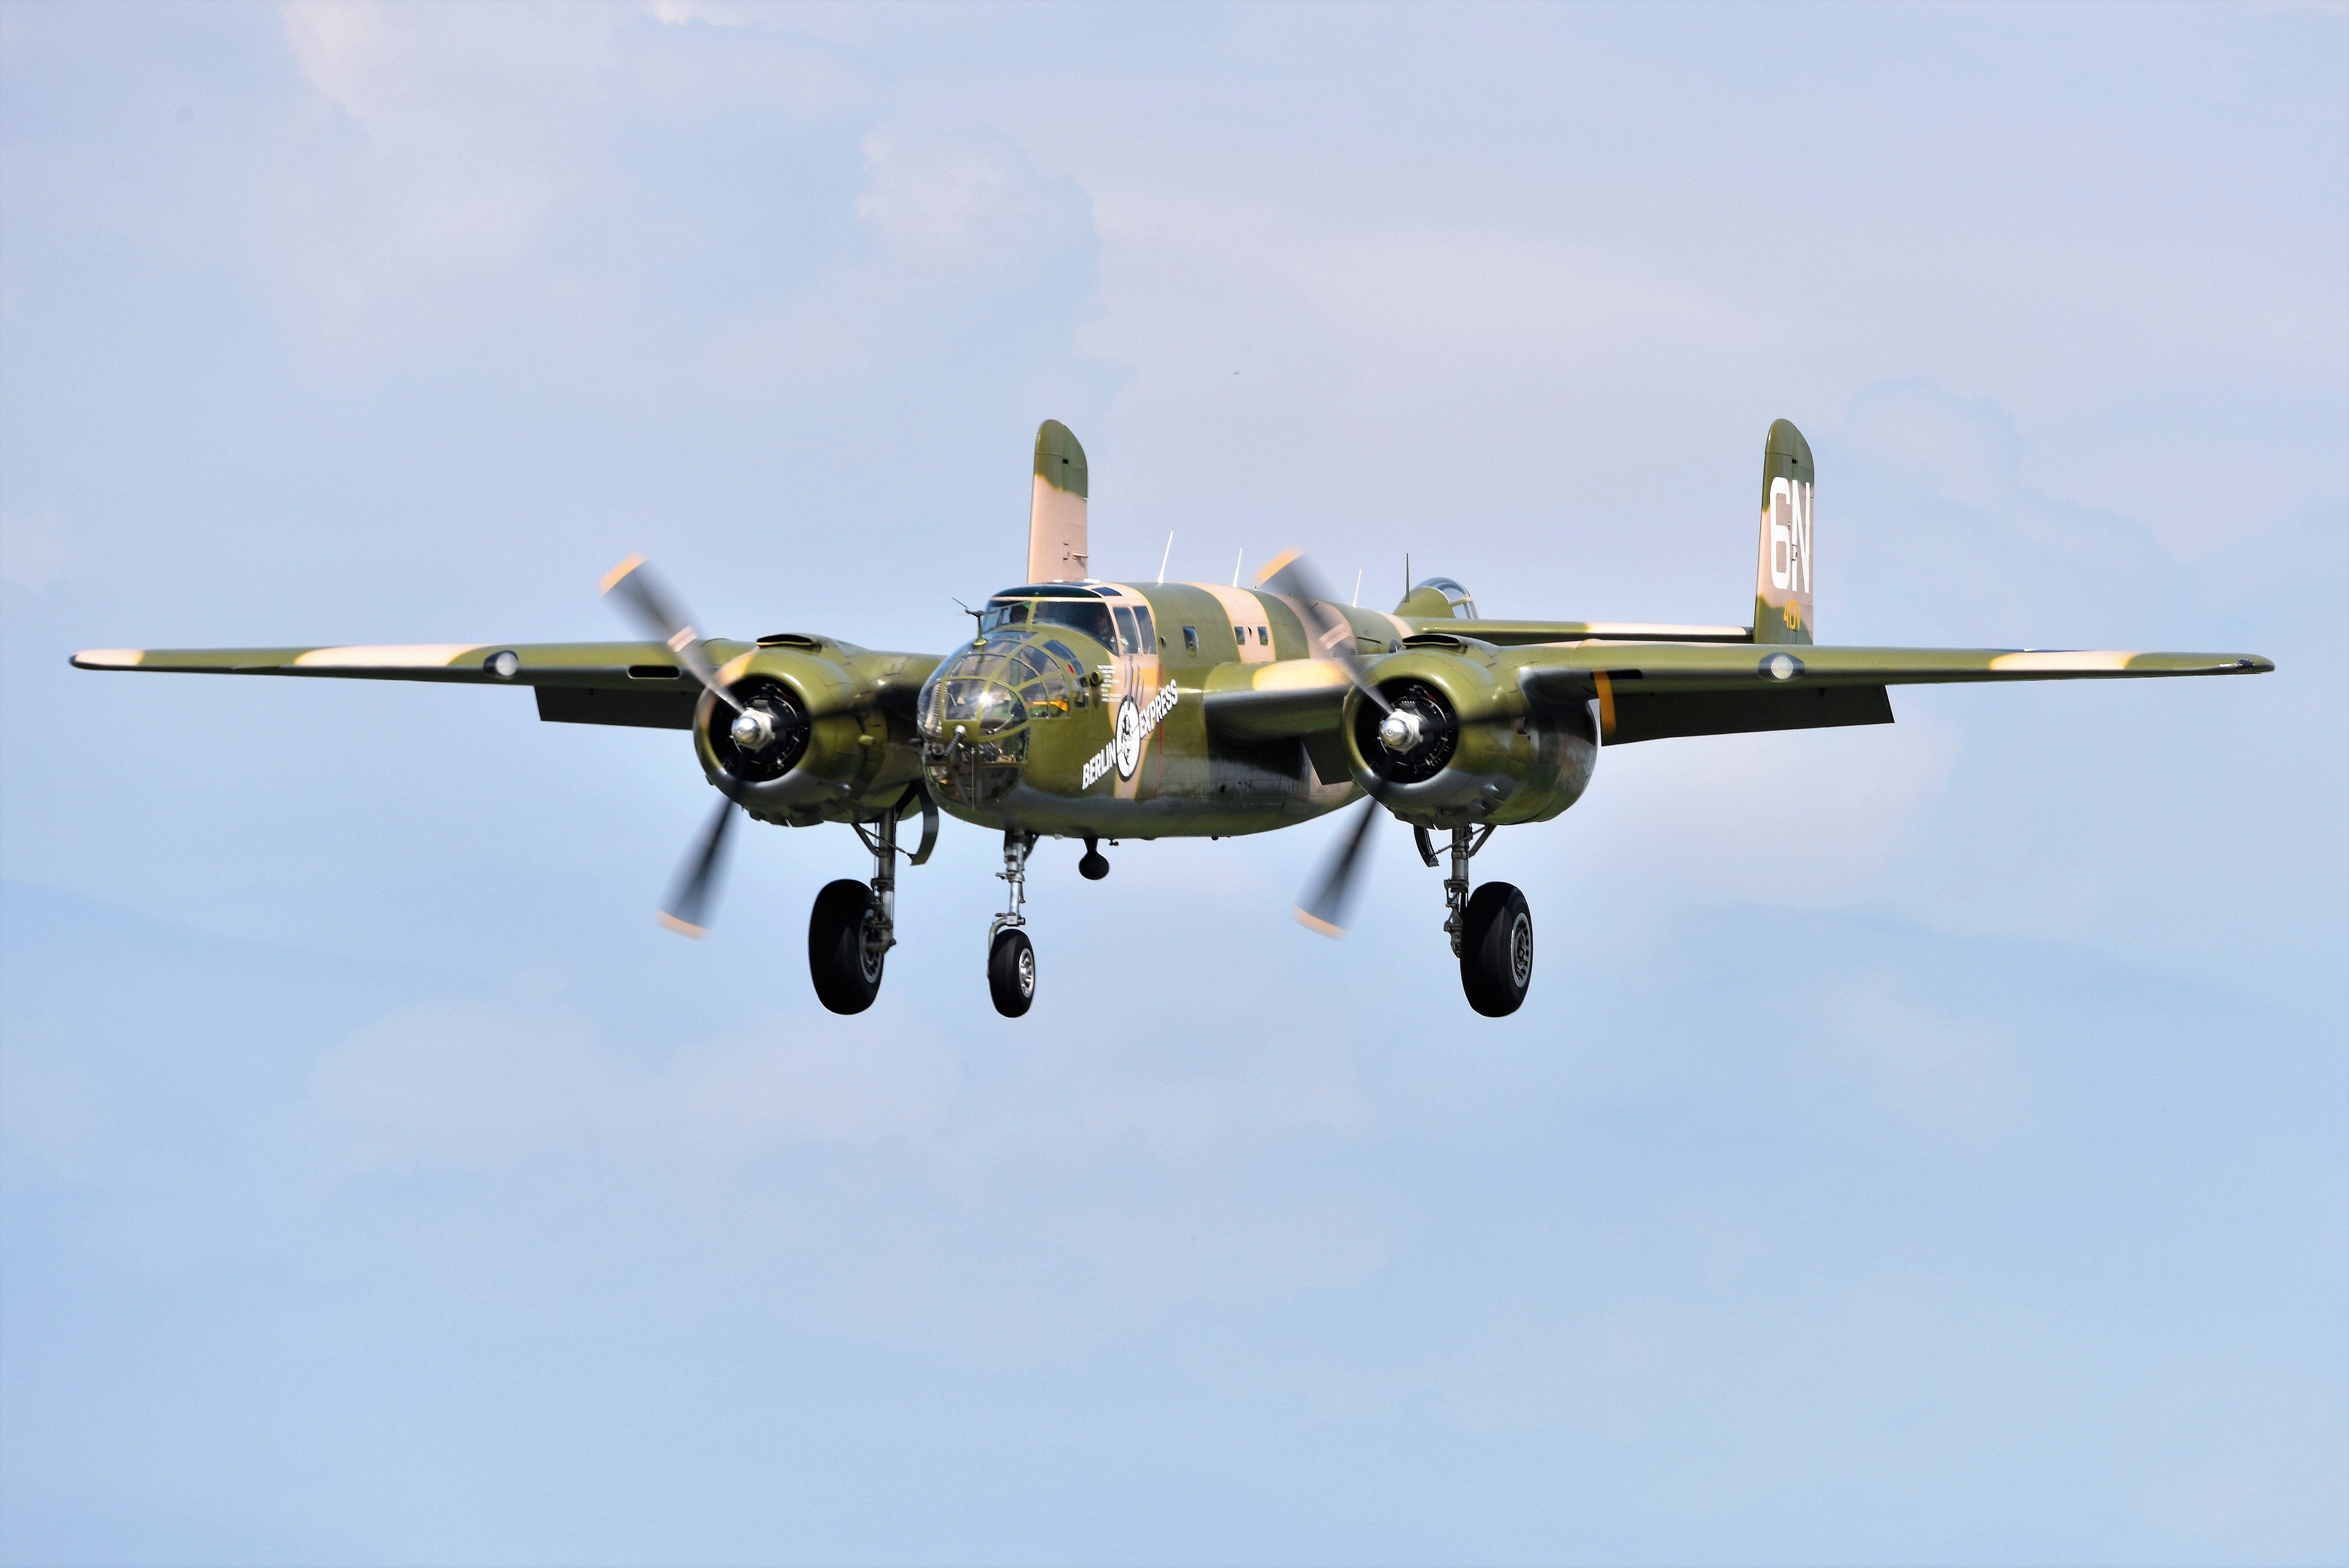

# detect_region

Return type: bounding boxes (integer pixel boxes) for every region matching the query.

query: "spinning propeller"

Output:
[1253,551,1455,939]
[599,555,762,939]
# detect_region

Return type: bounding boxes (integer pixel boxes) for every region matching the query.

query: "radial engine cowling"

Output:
[1341,642,1596,829]
[690,645,927,826]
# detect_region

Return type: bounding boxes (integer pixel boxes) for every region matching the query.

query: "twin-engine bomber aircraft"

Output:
[73,419,2270,1017]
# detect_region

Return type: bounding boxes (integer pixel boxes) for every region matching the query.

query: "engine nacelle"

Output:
[691,642,929,826]
[1341,640,1596,829]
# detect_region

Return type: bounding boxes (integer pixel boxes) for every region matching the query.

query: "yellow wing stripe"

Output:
[291,644,479,669]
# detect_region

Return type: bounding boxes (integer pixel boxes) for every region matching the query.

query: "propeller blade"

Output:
[1295,794,1383,937]
[599,554,742,713]
[657,790,739,939]
[1254,549,1391,715]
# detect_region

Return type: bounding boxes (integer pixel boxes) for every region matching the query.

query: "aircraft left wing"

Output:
[1196,640,2273,750]
[1506,640,2272,744]
[70,640,756,730]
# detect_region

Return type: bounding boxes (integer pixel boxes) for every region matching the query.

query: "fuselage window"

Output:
[1111,605,1139,654]
[1031,599,1116,649]
[1235,626,1249,645]
[1257,625,1269,645]
[1182,626,1199,654]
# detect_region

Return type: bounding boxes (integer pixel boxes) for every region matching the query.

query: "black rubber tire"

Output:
[988,927,1036,1018]
[809,879,884,1015]
[1459,881,1533,1017]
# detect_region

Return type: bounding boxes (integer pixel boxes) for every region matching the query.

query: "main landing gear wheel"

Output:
[989,928,1036,1017]
[809,878,886,1015]
[1459,881,1533,1017]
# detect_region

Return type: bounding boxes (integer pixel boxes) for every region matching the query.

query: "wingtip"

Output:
[70,648,143,670]
[656,911,707,940]
[1293,906,1346,939]
[598,553,647,596]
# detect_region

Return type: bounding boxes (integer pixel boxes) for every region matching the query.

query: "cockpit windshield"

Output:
[1033,599,1115,646]
[917,632,1088,742]
[979,589,1131,650]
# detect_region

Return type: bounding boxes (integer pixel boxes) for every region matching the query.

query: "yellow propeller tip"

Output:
[1254,548,1303,586]
[656,912,707,940]
[1293,907,1345,939]
[598,553,647,595]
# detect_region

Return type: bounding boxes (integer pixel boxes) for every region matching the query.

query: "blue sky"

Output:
[2,3,2343,1562]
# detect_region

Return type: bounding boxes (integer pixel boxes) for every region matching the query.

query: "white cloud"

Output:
[641,0,760,26]
[856,133,1092,265]
[270,2,622,325]
[1808,969,2031,1142]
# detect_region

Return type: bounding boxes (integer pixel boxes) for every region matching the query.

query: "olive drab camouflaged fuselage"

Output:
[919,584,1328,840]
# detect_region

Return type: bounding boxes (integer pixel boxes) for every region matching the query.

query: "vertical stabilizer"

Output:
[1753,419,1814,644]
[1027,420,1089,582]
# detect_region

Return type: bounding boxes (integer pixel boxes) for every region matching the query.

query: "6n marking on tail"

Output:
[1769,478,1813,594]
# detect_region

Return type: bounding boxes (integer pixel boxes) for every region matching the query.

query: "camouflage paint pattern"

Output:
[1026,418,1089,584]
[1753,417,1815,644]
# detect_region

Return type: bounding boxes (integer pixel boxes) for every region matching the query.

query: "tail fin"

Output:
[1753,418,1814,644]
[1027,419,1089,583]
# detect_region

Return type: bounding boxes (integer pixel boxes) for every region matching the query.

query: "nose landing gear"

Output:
[988,828,1037,1017]
[1418,823,1532,1016]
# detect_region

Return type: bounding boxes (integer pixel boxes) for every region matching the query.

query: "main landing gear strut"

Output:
[807,789,937,1016]
[1416,823,1533,1017]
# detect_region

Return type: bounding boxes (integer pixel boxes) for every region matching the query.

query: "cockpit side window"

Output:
[1111,605,1139,654]
[1131,607,1157,654]
[1032,599,1115,648]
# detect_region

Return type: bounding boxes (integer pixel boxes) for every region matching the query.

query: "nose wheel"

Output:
[988,828,1038,1017]
[989,927,1036,1016]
